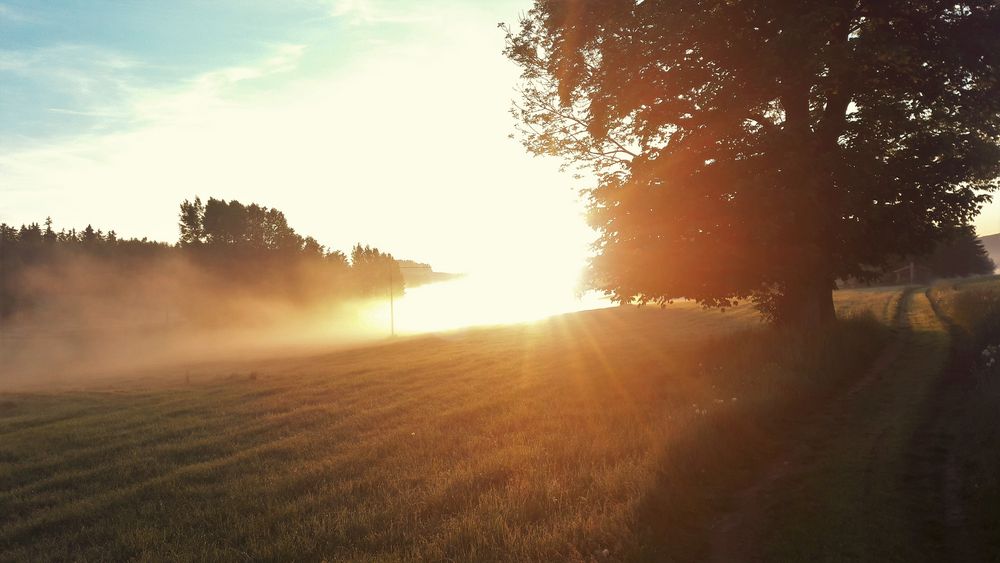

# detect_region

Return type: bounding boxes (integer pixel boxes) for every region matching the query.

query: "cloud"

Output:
[328,0,436,26]
[0,44,141,106]
[47,108,123,117]
[0,42,307,147]
[0,3,37,24]
[192,44,305,88]
[0,44,137,74]
[125,43,306,128]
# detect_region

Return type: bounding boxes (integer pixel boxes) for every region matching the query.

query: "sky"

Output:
[0,0,593,276]
[3,0,1000,281]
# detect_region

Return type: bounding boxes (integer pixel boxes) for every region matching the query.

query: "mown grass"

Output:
[758,288,951,562]
[755,277,1000,562]
[833,283,908,325]
[1,290,894,562]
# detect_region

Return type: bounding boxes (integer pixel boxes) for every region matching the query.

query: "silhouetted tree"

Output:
[18,223,42,246]
[42,217,57,244]
[203,198,248,246]
[0,224,16,245]
[81,224,99,245]
[505,2,1000,326]
[301,236,325,258]
[0,224,18,317]
[245,203,268,250]
[183,197,307,254]
[351,244,404,297]
[178,197,205,246]
[326,250,349,269]
[264,207,302,253]
[0,219,172,318]
[924,226,995,278]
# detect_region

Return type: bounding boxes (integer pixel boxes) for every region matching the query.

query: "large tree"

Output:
[504,1,1000,325]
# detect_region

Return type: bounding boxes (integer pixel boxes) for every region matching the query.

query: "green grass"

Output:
[759,289,951,562]
[754,277,1000,562]
[0,290,895,561]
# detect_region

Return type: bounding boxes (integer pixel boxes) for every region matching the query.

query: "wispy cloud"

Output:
[127,43,306,126]
[0,44,141,90]
[190,44,305,89]
[0,42,307,145]
[47,108,124,118]
[328,0,436,26]
[0,45,143,140]
[0,3,38,24]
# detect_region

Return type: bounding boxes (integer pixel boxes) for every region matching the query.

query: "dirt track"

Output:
[709,288,971,562]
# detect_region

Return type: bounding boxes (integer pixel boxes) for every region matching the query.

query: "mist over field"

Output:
[0,249,605,389]
[0,252,392,388]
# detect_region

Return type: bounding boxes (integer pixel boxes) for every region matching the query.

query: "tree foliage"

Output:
[180,197,304,252]
[351,244,405,297]
[504,1,1000,324]
[0,221,171,318]
[0,198,413,319]
[923,226,995,278]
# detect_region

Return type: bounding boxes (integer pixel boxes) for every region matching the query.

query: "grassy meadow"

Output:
[0,292,899,561]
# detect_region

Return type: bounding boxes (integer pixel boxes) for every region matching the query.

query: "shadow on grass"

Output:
[626,315,892,561]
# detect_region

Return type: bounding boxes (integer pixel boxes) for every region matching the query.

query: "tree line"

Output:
[0,197,404,320]
[858,226,995,286]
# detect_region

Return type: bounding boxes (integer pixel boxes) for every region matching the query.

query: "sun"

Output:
[360,248,610,335]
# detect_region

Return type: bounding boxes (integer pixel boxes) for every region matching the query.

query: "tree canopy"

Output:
[351,244,405,297]
[504,1,1000,325]
[179,197,304,253]
[923,226,995,279]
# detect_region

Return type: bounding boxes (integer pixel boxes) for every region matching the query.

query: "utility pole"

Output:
[388,268,395,337]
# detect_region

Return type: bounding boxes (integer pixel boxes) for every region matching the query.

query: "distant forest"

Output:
[0,197,418,322]
[853,226,995,286]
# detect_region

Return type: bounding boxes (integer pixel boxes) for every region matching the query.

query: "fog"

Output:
[0,254,391,390]
[0,254,613,391]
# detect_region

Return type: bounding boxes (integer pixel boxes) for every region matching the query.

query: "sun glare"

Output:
[358,255,612,335]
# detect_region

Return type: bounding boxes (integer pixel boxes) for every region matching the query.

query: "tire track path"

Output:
[710,288,952,562]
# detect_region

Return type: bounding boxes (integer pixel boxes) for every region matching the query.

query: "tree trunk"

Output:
[779,276,837,329]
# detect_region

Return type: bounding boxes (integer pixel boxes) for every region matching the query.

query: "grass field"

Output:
[0,290,900,561]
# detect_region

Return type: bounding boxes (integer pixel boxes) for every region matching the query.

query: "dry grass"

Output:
[0,289,895,561]
[833,284,907,324]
